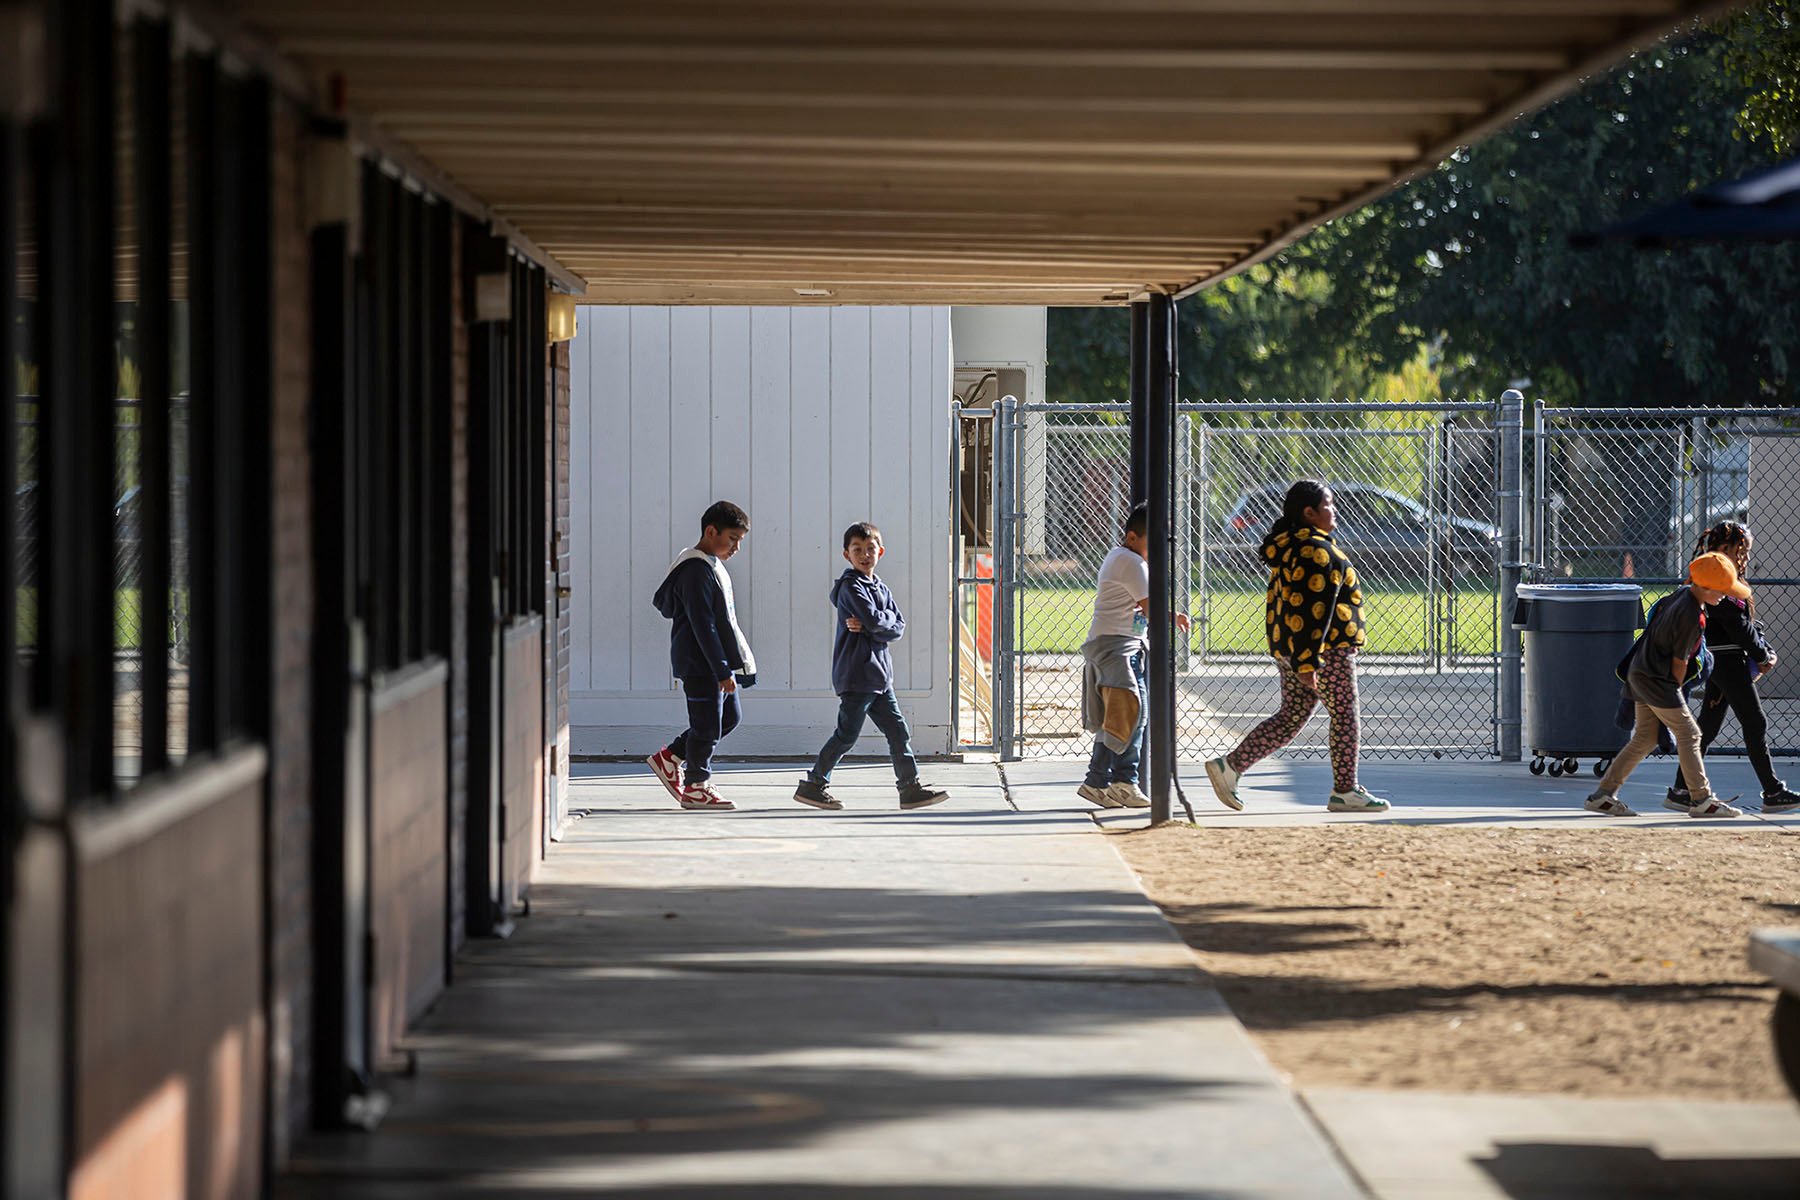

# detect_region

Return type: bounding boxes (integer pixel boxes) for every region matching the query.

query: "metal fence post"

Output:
[993,392,1017,760]
[1498,389,1525,761]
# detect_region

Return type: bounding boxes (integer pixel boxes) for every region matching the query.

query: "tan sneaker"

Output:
[1105,782,1151,808]
[679,781,735,811]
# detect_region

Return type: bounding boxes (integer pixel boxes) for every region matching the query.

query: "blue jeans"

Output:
[809,689,919,786]
[670,675,741,784]
[1085,650,1145,788]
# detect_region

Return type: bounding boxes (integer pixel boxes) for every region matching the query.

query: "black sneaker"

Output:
[1662,787,1695,812]
[793,778,843,810]
[898,781,950,810]
[1761,785,1800,814]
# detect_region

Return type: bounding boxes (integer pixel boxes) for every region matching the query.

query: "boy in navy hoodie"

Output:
[647,501,756,811]
[793,523,949,811]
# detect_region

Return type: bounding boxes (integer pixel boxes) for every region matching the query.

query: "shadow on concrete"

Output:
[280,877,1248,1190]
[1475,1140,1800,1198]
[282,1178,1253,1200]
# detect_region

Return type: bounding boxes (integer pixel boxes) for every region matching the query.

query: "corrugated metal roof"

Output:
[226,0,1737,304]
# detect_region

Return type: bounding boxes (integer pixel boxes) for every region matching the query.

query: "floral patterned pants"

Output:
[1225,646,1360,793]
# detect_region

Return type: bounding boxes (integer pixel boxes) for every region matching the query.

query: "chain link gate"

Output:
[980,399,1506,761]
[1531,406,1800,756]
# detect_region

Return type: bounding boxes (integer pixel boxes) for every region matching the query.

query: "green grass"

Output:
[1016,586,1505,657]
[14,587,174,652]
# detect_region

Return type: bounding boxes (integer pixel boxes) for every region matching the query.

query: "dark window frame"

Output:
[356,164,453,675]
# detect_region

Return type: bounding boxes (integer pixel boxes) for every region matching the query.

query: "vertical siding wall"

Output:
[567,307,952,756]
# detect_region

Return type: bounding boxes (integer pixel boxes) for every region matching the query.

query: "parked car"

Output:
[1217,481,1500,579]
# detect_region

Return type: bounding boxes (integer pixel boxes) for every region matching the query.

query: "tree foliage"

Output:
[1047,8,1800,408]
[1722,0,1800,155]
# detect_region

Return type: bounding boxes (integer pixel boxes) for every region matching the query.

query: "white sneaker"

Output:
[1106,781,1151,809]
[1327,785,1390,813]
[1687,795,1742,819]
[1077,783,1122,809]
[1584,791,1636,817]
[1204,757,1243,811]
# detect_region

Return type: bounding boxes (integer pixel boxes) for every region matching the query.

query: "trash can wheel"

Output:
[1774,993,1800,1103]
[1562,757,1580,775]
[1548,759,1565,777]
[1594,759,1611,778]
[1530,757,1546,776]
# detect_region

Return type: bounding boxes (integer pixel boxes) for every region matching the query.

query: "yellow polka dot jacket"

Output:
[1258,522,1365,672]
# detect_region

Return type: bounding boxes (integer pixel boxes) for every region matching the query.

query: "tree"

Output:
[1049,7,1800,409]
[1722,0,1800,155]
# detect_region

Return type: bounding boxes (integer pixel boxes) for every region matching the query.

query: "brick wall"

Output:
[368,666,449,1065]
[447,222,469,956]
[266,92,314,1160]
[70,754,267,1200]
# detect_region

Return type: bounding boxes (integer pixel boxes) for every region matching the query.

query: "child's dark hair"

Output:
[1123,502,1148,541]
[1694,519,1750,560]
[843,521,882,550]
[1696,519,1754,614]
[701,500,749,533]
[1275,479,1329,534]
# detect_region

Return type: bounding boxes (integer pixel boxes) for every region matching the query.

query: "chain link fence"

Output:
[14,396,192,784]
[1004,401,1503,760]
[1534,406,1800,754]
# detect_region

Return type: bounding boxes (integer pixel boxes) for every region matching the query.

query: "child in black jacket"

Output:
[1668,522,1798,814]
[646,501,756,811]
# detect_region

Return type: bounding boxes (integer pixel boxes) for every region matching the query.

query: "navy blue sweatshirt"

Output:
[829,568,905,694]
[652,557,754,685]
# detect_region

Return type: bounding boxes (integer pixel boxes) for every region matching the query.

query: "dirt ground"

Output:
[1113,824,1800,1099]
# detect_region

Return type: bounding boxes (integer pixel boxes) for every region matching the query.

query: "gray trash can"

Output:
[1511,582,1643,778]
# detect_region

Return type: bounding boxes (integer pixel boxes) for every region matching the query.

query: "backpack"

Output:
[1615,593,1711,692]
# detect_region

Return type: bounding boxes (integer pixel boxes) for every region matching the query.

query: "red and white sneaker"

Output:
[646,747,684,804]
[679,781,735,811]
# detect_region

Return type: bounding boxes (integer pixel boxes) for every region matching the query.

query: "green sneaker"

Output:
[1327,785,1390,813]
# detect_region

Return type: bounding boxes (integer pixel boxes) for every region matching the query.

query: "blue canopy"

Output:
[1573,156,1800,247]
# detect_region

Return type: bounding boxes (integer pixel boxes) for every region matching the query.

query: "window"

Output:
[356,164,453,673]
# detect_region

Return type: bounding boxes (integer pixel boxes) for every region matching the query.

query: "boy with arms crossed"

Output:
[794,522,949,811]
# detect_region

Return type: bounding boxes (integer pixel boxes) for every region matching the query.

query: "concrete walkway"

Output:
[281,760,1362,1199]
[1004,756,1800,832]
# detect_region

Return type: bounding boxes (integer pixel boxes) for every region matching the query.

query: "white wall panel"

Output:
[588,306,634,691]
[569,305,952,757]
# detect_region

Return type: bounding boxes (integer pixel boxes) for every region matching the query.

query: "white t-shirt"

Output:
[1086,546,1149,641]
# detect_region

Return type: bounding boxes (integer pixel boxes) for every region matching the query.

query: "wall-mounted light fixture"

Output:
[547,291,578,343]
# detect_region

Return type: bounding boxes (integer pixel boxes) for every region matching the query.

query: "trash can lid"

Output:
[1515,582,1643,602]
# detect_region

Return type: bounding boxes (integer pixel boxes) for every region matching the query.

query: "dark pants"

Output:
[670,675,741,785]
[1674,660,1781,795]
[1085,650,1146,788]
[809,689,919,786]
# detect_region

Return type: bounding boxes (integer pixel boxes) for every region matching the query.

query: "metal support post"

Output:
[1129,301,1149,506]
[993,393,1017,759]
[1146,296,1175,822]
[949,400,962,748]
[1498,389,1525,761]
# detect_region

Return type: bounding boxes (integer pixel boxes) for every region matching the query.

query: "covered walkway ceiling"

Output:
[229,0,1733,305]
